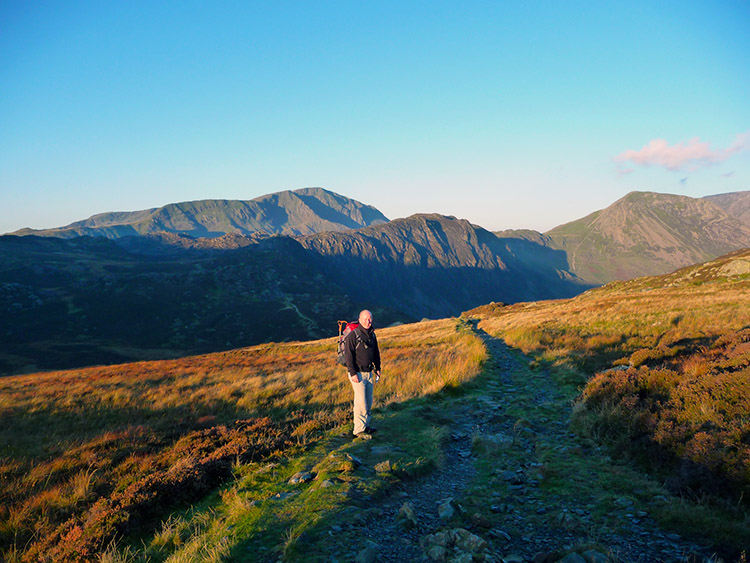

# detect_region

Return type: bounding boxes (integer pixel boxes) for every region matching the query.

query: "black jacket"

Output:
[344,326,381,375]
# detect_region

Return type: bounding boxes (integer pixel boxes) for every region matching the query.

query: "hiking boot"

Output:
[354,431,372,440]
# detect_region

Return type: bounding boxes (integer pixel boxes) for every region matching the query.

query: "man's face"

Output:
[359,312,373,329]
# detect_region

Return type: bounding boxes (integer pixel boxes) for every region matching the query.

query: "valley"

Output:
[3,188,748,377]
[0,213,587,376]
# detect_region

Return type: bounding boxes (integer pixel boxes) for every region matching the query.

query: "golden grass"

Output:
[0,317,485,562]
[469,252,750,506]
[475,277,750,376]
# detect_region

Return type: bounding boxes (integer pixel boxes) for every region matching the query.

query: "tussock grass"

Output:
[574,329,750,496]
[0,317,484,562]
[469,250,750,552]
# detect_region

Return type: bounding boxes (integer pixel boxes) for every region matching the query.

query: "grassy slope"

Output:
[469,248,750,552]
[0,319,485,562]
[473,249,750,380]
[109,241,750,561]
[3,249,750,562]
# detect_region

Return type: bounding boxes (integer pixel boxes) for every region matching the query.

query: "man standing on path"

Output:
[344,309,382,439]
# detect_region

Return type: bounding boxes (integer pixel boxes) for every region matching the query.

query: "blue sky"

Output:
[1,1,748,234]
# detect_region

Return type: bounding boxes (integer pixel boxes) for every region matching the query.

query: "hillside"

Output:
[2,251,749,562]
[544,191,750,284]
[9,187,389,238]
[0,214,590,375]
[7,188,750,375]
[469,249,750,556]
[0,318,487,562]
[300,214,589,318]
[704,190,750,226]
[0,234,407,375]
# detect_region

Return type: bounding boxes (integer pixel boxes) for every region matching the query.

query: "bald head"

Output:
[359,310,373,329]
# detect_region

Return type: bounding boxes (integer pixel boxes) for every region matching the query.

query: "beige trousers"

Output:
[350,371,374,434]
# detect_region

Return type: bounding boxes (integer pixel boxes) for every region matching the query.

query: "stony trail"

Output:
[346,329,718,563]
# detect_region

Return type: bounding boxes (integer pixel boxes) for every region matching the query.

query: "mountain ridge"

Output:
[704,190,750,226]
[299,213,589,318]
[4,187,750,372]
[0,213,589,375]
[547,191,750,283]
[500,190,750,285]
[9,187,389,238]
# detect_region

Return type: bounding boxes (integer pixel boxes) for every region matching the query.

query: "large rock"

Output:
[451,528,488,553]
[288,471,315,484]
[580,550,609,563]
[374,460,393,473]
[346,453,363,467]
[468,511,493,528]
[355,541,380,563]
[397,502,418,529]
[329,451,362,472]
[437,498,455,521]
[426,544,447,561]
[421,528,492,562]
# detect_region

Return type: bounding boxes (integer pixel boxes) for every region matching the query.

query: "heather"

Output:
[0,318,485,562]
[574,328,750,498]
[2,249,749,561]
[471,249,750,504]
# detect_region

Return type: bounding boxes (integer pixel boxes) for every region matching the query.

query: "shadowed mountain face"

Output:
[299,214,590,318]
[7,187,748,374]
[9,187,389,239]
[541,191,750,284]
[0,214,590,375]
[704,190,750,226]
[0,234,406,375]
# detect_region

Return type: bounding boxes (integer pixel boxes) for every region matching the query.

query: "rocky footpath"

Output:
[334,330,720,562]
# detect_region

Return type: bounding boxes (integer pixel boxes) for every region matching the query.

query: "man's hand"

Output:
[349,373,361,383]
[375,370,381,382]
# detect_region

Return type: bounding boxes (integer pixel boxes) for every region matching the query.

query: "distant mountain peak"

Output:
[545,191,750,284]
[9,188,389,239]
[704,190,750,226]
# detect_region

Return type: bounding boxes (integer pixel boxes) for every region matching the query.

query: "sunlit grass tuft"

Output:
[469,250,750,551]
[0,317,483,562]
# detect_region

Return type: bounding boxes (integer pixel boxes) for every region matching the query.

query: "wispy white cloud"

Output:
[722,171,735,178]
[615,132,749,172]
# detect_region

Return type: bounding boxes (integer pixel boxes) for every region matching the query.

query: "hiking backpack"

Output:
[336,320,360,366]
